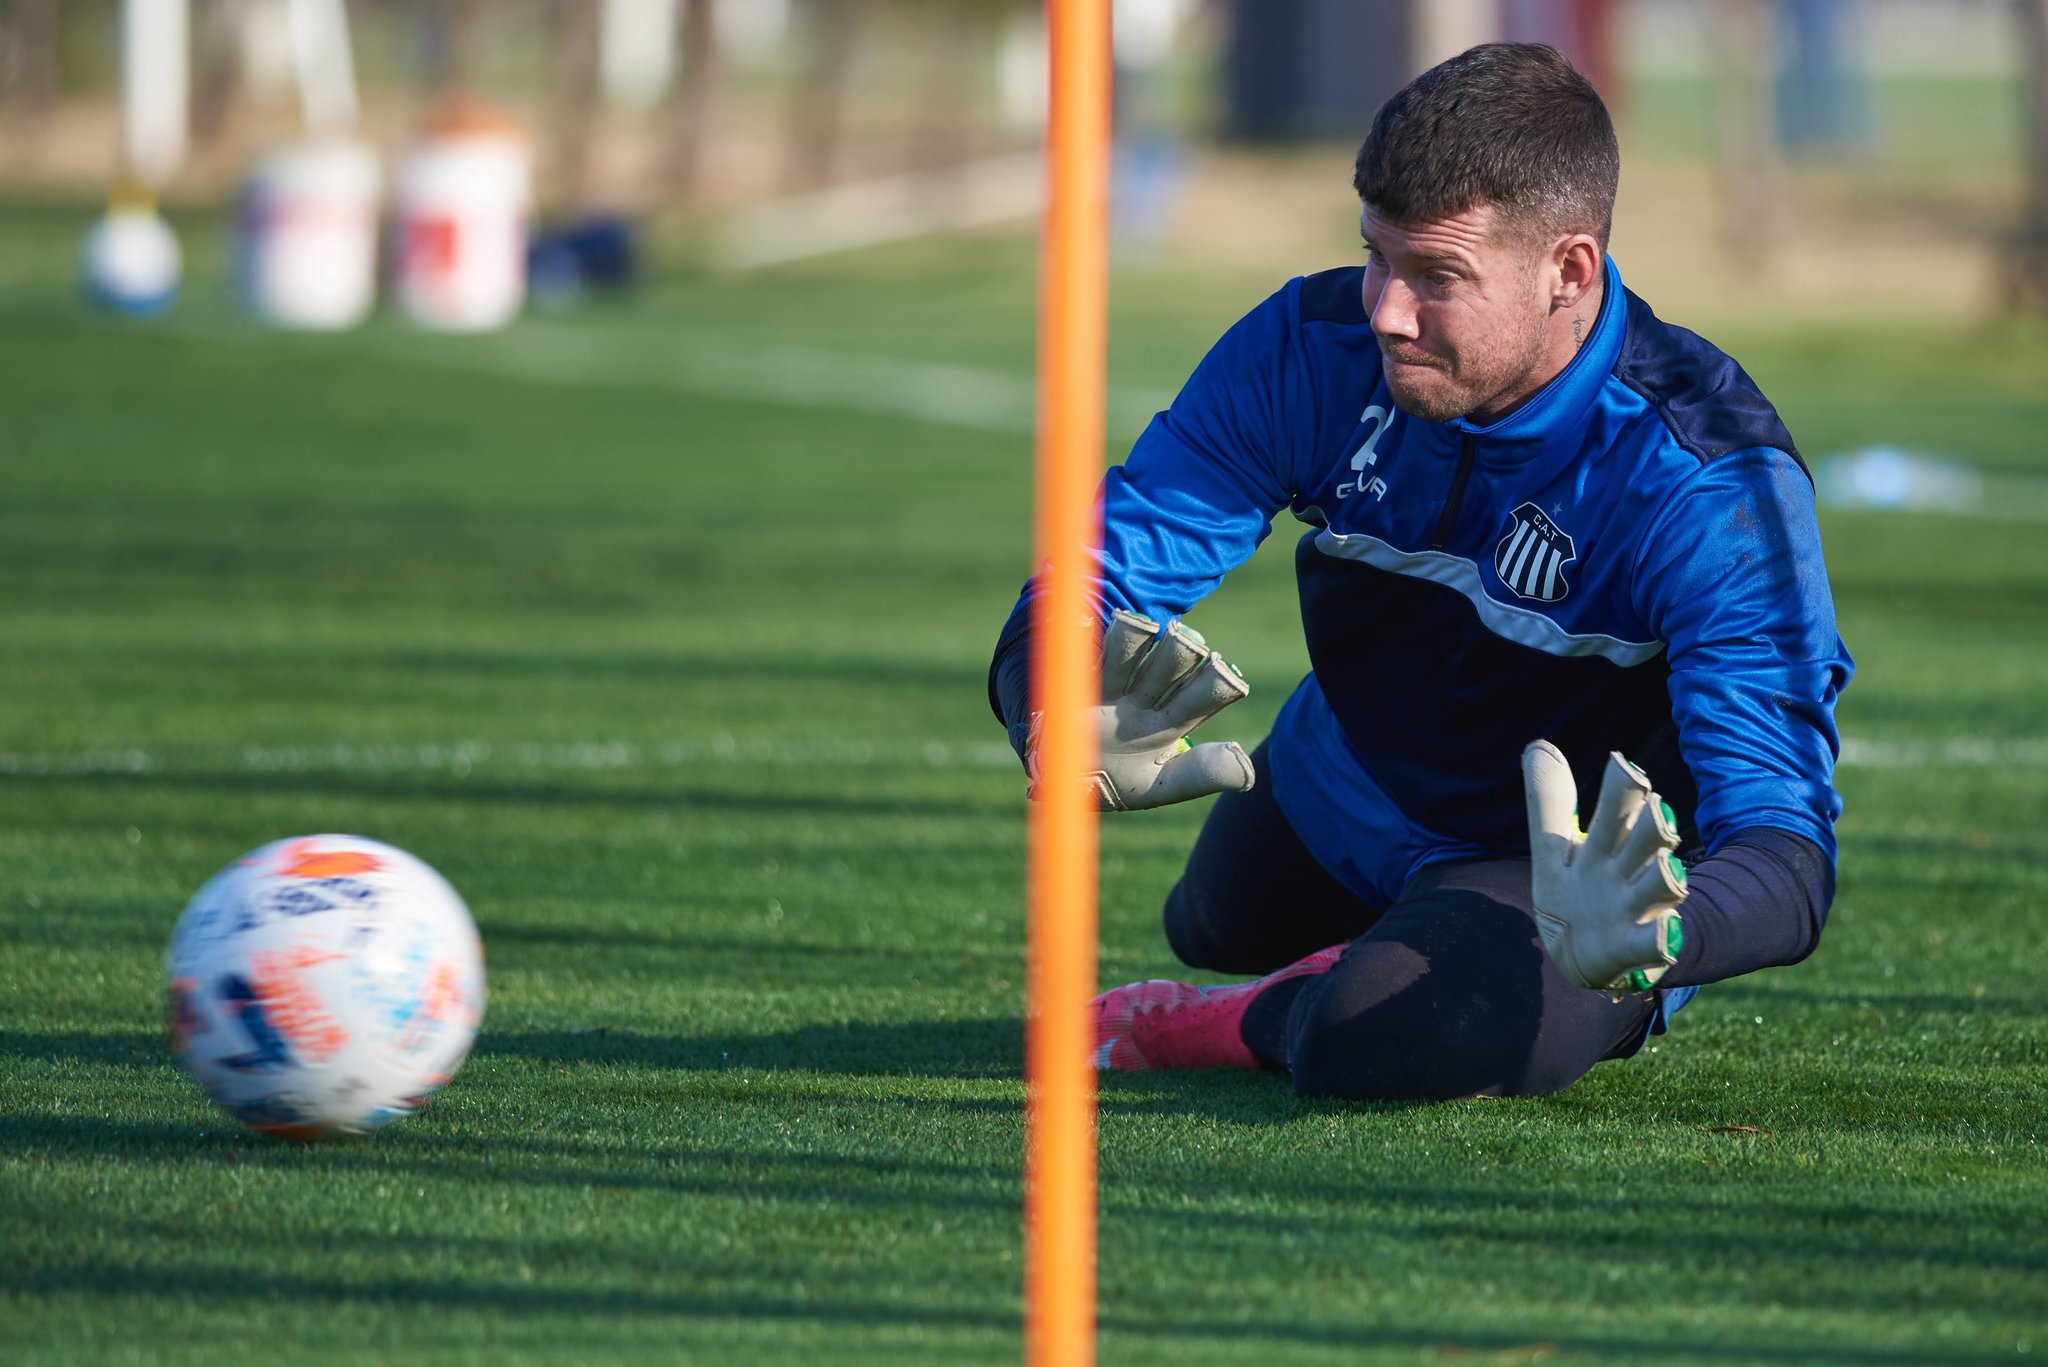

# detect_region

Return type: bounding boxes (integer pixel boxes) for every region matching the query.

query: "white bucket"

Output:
[238,140,381,330]
[394,131,531,332]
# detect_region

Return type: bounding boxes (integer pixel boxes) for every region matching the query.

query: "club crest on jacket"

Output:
[1495,502,1576,602]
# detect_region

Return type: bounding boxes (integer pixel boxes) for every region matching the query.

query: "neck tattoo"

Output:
[1572,316,1585,351]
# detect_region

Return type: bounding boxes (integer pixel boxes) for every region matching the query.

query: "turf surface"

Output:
[2,208,2045,1365]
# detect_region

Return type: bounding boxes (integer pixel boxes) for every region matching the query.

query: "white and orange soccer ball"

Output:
[165,835,485,1140]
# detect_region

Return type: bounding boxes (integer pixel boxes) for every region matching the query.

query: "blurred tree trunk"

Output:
[420,0,481,96]
[785,0,857,190]
[2014,0,2048,311]
[664,0,715,196]
[909,0,980,172]
[545,0,602,206]
[1711,0,1778,271]
[0,0,59,142]
[191,0,245,155]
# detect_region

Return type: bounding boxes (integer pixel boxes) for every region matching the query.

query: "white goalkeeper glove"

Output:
[1522,739,1688,997]
[1027,610,1254,812]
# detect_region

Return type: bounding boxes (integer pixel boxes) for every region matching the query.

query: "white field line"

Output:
[1835,736,2048,769]
[711,152,1044,271]
[1,735,2043,779]
[168,320,1175,440]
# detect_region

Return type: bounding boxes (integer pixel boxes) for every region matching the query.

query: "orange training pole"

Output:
[1025,0,1108,1364]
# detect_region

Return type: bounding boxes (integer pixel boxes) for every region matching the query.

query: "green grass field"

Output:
[2,206,2046,1365]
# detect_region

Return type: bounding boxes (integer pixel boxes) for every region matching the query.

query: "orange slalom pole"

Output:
[1024,0,1109,1364]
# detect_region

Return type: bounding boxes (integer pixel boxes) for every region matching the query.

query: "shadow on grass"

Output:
[479,1018,1025,1080]
[0,1111,1022,1220]
[475,1023,1527,1128]
[3,1250,1015,1338]
[0,1028,165,1069]
[0,1020,1030,1084]
[0,1022,1293,1140]
[475,924,1022,983]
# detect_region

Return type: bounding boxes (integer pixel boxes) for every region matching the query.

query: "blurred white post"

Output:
[93,0,187,311]
[122,0,191,185]
[602,0,679,109]
[286,0,361,138]
[1411,0,1498,73]
[997,12,1049,134]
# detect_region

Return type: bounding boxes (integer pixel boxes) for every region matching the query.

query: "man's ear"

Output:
[1552,234,1603,309]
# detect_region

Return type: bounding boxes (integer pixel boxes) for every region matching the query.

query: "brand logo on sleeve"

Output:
[1335,404,1392,501]
[1494,502,1576,602]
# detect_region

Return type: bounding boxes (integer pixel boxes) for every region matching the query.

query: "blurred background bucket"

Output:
[394,109,531,333]
[236,139,379,330]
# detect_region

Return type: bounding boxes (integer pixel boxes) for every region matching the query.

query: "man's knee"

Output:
[1284,960,1551,1101]
[1278,878,1651,1101]
[1162,875,1265,974]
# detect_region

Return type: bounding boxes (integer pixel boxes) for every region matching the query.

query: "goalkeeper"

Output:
[988,44,1851,1101]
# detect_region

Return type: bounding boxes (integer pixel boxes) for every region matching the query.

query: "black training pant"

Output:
[1163,744,1660,1101]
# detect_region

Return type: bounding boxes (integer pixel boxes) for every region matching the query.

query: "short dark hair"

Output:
[1352,43,1619,250]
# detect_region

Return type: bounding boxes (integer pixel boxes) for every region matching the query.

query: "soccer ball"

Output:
[165,835,485,1140]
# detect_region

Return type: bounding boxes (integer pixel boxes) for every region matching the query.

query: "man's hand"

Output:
[1522,739,1688,996]
[1028,610,1254,811]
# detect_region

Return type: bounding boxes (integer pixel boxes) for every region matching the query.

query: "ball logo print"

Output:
[1494,501,1577,602]
[275,840,385,878]
[165,835,485,1140]
[216,970,305,1072]
[244,946,352,1063]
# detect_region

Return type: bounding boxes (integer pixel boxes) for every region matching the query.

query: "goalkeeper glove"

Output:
[1028,610,1254,812]
[1522,739,1688,997]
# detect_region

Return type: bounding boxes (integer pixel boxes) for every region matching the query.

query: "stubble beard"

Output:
[1381,308,1549,425]
[1383,363,1471,424]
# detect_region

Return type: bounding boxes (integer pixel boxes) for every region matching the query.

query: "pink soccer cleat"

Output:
[1092,944,1345,1071]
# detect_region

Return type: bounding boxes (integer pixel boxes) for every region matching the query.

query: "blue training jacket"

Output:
[992,257,1852,988]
